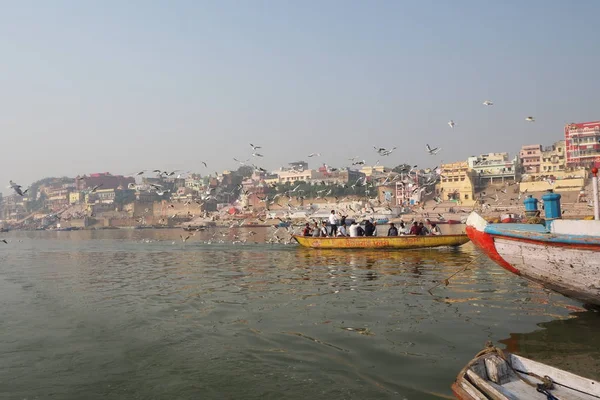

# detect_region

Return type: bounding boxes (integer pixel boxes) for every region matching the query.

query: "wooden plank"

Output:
[485,355,510,385]
[470,359,487,380]
[466,370,509,400]
[453,378,489,400]
[511,354,600,396]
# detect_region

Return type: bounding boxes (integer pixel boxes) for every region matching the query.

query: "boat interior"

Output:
[455,350,600,400]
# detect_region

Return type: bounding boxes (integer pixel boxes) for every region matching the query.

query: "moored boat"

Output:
[293,234,470,249]
[452,344,600,399]
[466,184,600,306]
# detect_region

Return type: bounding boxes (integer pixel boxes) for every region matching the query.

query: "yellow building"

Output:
[276,169,322,183]
[69,192,84,204]
[359,165,387,177]
[540,140,566,173]
[439,161,476,206]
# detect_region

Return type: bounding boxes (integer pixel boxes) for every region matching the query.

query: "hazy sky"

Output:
[2,0,599,191]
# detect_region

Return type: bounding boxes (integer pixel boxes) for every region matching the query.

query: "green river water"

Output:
[0,228,598,399]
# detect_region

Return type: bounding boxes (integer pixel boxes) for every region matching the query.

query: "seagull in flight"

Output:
[307,153,321,157]
[426,144,441,155]
[252,152,264,157]
[525,116,535,122]
[8,181,28,196]
[448,120,455,128]
[483,100,494,106]
[250,143,261,150]
[233,158,250,165]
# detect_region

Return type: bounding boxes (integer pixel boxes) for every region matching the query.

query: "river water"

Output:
[0,228,598,399]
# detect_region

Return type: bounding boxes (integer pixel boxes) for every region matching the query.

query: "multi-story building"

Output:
[359,165,388,177]
[69,192,85,205]
[76,172,135,192]
[540,140,566,173]
[439,162,476,205]
[277,169,323,184]
[316,167,364,186]
[184,175,204,192]
[467,152,518,186]
[287,161,308,171]
[1,194,28,221]
[93,188,117,204]
[565,121,600,168]
[519,145,542,173]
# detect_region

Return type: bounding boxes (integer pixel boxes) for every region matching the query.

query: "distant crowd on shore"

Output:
[302,210,442,238]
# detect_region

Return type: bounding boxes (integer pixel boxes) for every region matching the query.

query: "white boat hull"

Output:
[494,238,600,304]
[465,212,600,306]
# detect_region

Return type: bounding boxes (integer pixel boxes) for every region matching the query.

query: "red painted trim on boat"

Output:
[466,226,521,275]
[489,234,600,251]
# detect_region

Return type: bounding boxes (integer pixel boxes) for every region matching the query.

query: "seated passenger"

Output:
[387,223,398,236]
[409,222,420,235]
[430,223,442,235]
[349,221,359,237]
[302,223,311,236]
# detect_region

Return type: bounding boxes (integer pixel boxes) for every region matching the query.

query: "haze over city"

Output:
[2,1,599,188]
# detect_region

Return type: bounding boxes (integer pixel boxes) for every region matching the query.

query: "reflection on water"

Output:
[0,228,596,399]
[500,309,600,381]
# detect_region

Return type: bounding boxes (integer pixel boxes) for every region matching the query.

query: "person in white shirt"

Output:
[328,210,339,236]
[349,221,359,237]
[429,223,442,235]
[337,224,347,236]
[320,221,328,237]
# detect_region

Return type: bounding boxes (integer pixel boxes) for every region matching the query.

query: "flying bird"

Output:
[426,144,441,155]
[201,161,207,168]
[252,153,264,157]
[448,120,455,128]
[307,153,321,157]
[250,143,261,150]
[525,116,535,122]
[233,158,249,165]
[483,100,494,106]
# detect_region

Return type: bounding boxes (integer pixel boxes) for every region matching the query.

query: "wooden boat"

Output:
[293,234,470,249]
[466,211,600,306]
[453,344,600,399]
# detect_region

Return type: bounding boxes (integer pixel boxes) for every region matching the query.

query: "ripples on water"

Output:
[0,228,598,399]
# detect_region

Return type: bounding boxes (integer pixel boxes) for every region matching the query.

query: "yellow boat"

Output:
[293,234,470,249]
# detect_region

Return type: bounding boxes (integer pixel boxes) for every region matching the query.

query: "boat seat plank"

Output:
[457,380,489,400]
[466,370,509,400]
[497,378,598,400]
[511,354,600,396]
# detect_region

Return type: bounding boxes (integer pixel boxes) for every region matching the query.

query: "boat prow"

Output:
[465,209,600,306]
[453,344,600,399]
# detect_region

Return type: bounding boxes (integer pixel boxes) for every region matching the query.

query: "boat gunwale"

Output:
[293,234,468,240]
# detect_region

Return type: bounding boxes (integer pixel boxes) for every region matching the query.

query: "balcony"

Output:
[568,128,600,137]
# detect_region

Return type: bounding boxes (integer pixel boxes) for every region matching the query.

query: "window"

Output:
[464,194,469,199]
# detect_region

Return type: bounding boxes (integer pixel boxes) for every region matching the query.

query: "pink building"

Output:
[519,144,542,173]
[565,121,600,168]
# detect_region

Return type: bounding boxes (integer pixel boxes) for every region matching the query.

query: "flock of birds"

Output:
[2,99,562,247]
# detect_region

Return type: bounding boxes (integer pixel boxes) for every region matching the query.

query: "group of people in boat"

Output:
[302,210,442,238]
